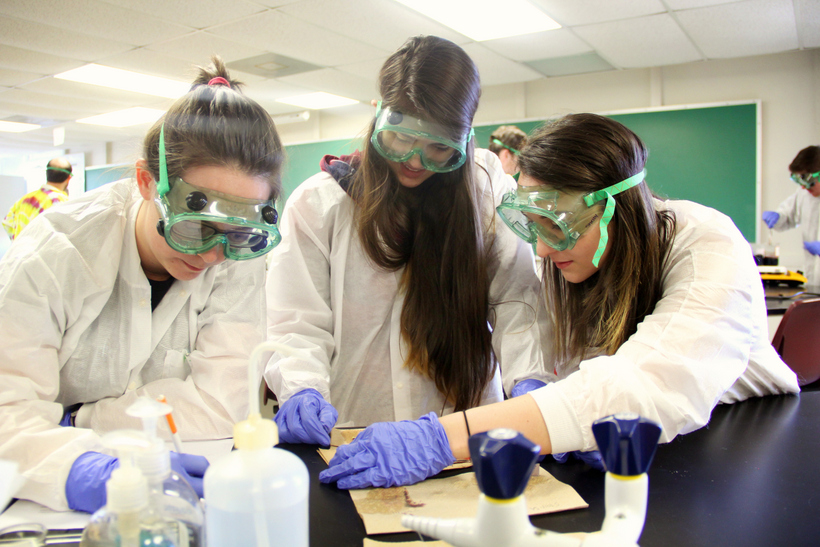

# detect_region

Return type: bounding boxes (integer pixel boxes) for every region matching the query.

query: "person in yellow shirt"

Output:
[2,158,72,240]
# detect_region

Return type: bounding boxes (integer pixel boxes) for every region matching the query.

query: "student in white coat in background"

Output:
[264,36,549,445]
[762,145,820,285]
[319,113,799,490]
[0,57,284,513]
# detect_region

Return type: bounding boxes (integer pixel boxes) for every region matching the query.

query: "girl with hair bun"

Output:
[0,56,284,513]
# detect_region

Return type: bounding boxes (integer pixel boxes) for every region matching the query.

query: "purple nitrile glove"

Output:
[511,379,547,398]
[804,240,820,256]
[170,451,209,498]
[65,452,119,513]
[762,211,779,229]
[319,412,455,489]
[552,449,605,471]
[274,388,338,446]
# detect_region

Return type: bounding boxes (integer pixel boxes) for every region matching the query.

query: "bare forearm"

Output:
[440,394,551,459]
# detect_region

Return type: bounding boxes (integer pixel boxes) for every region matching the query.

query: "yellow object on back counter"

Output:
[758,266,808,287]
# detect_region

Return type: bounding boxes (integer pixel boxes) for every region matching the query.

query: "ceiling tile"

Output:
[526,52,615,77]
[0,46,83,75]
[336,56,390,83]
[0,16,133,61]
[101,0,267,29]
[241,78,319,115]
[460,43,544,87]
[278,0,469,51]
[93,49,200,81]
[793,0,820,49]
[277,68,377,103]
[664,0,741,8]
[481,29,593,62]
[0,0,193,47]
[146,31,267,64]
[0,101,93,123]
[676,0,799,58]
[16,79,176,109]
[0,70,45,88]
[208,10,389,67]
[574,13,703,68]
[531,0,666,26]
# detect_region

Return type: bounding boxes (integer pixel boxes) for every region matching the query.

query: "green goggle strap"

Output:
[582,170,646,267]
[492,138,520,155]
[157,124,171,197]
[47,166,72,176]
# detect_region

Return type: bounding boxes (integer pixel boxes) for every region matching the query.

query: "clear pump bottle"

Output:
[203,341,310,547]
[80,432,178,547]
[126,398,205,547]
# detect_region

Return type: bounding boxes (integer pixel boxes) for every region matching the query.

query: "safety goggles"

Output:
[790,171,820,189]
[370,101,473,173]
[496,170,646,267]
[154,126,281,260]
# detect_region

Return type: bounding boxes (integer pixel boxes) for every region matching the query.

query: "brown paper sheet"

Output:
[350,467,588,535]
[318,428,472,471]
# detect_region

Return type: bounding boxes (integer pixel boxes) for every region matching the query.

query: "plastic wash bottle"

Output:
[204,341,310,547]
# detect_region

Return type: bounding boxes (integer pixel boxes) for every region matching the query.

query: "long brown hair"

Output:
[346,36,494,410]
[143,56,284,200]
[518,113,676,364]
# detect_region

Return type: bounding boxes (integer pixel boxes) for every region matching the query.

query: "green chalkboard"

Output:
[280,103,759,241]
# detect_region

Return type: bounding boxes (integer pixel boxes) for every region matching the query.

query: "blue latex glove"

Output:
[59,411,72,427]
[762,211,779,229]
[170,451,209,498]
[275,388,338,446]
[804,240,820,256]
[319,412,455,489]
[511,378,547,398]
[66,452,119,513]
[552,450,605,471]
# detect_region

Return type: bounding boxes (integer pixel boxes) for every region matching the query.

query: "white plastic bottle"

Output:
[204,341,310,547]
[126,398,205,547]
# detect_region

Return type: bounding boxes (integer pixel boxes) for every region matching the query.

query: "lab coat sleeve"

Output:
[477,151,554,396]
[78,258,267,438]
[773,189,801,230]
[264,177,338,406]
[530,206,789,453]
[0,241,110,510]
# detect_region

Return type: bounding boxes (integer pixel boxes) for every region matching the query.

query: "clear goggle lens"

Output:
[373,130,466,172]
[165,218,277,260]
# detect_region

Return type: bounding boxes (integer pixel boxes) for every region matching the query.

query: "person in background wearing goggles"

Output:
[761,145,820,285]
[0,57,284,514]
[264,36,549,451]
[319,113,798,490]
[488,125,527,177]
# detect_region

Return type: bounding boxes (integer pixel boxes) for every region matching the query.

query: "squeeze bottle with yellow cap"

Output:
[203,341,309,547]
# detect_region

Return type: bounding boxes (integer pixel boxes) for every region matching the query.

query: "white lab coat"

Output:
[0,179,266,510]
[530,199,800,453]
[265,150,550,426]
[772,187,820,285]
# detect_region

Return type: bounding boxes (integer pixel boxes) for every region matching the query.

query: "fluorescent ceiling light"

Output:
[55,64,190,99]
[276,92,358,110]
[77,107,165,128]
[0,120,41,133]
[393,0,560,41]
